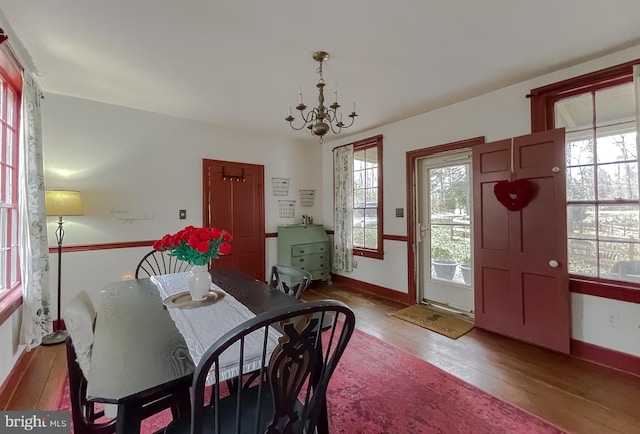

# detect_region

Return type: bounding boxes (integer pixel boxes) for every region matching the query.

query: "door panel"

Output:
[473,129,570,354]
[203,160,265,281]
[417,152,474,312]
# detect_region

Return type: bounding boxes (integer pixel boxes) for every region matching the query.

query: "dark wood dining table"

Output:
[86,268,301,434]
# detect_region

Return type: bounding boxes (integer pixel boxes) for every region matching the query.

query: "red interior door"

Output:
[203,159,265,281]
[473,129,570,353]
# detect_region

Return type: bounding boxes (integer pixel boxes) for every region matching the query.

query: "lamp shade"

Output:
[45,190,84,216]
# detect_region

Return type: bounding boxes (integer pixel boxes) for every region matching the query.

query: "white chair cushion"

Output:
[62,290,96,378]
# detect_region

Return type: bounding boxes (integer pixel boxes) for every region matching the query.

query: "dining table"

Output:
[86,268,303,434]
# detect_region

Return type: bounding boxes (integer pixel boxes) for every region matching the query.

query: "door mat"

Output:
[390,304,474,339]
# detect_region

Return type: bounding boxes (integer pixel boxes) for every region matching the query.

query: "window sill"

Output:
[0,286,23,326]
[569,276,640,304]
[353,249,384,260]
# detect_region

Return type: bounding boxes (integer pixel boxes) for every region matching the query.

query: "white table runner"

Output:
[151,272,281,385]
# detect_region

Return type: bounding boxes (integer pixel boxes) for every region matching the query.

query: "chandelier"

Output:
[285,51,357,143]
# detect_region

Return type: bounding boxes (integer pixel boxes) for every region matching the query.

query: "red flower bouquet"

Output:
[153,225,232,266]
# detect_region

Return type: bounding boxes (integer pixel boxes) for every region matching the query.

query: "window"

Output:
[352,135,383,259]
[530,60,640,284]
[0,48,22,298]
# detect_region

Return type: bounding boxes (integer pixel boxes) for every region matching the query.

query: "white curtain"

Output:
[333,144,354,272]
[18,73,51,350]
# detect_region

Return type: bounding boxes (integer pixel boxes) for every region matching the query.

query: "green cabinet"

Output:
[277,224,331,282]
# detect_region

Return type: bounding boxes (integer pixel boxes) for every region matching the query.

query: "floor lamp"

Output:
[42,190,84,346]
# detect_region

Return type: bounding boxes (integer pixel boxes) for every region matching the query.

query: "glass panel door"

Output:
[417,152,473,312]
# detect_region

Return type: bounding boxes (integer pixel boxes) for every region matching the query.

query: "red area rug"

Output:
[57,328,565,433]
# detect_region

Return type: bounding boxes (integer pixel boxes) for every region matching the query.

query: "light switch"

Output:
[179,210,187,219]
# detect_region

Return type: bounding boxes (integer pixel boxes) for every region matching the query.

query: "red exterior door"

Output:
[472,129,570,353]
[203,159,265,281]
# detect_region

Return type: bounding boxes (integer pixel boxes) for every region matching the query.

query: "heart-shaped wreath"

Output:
[493,179,535,211]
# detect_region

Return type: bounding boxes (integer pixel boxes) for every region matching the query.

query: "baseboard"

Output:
[330,274,411,305]
[571,339,640,377]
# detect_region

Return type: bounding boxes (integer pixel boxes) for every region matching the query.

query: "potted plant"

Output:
[459,256,472,285]
[431,247,458,280]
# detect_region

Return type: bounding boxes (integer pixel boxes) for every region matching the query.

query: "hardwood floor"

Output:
[2,281,639,433]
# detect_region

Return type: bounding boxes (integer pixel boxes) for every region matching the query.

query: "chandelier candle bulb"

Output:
[298,91,303,104]
[288,105,292,116]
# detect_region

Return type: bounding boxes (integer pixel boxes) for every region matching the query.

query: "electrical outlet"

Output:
[179,209,186,219]
[607,313,620,328]
[352,260,358,268]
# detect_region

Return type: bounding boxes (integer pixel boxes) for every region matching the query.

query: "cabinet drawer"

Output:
[292,253,327,269]
[307,268,329,280]
[291,243,327,257]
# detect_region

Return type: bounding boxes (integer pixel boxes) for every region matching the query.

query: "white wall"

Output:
[0,309,23,390]
[322,45,640,358]
[3,42,640,389]
[40,93,324,307]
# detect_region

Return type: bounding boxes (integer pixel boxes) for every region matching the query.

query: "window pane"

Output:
[353,208,364,227]
[566,166,595,201]
[366,167,378,188]
[0,250,5,290]
[6,88,14,127]
[10,245,18,288]
[5,167,13,203]
[364,189,377,205]
[598,204,639,242]
[566,137,594,166]
[597,162,638,200]
[363,228,377,249]
[353,150,366,169]
[351,136,382,256]
[429,165,469,215]
[353,227,364,248]
[600,241,640,280]
[596,130,637,164]
[567,204,596,239]
[353,189,366,207]
[363,208,377,228]
[6,129,13,165]
[568,239,597,276]
[595,83,635,127]
[0,208,6,246]
[606,252,640,283]
[555,93,593,131]
[0,78,3,120]
[364,147,378,168]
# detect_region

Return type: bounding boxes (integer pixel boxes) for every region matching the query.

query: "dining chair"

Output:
[63,290,190,434]
[268,264,313,299]
[63,290,117,434]
[135,250,191,279]
[163,299,356,434]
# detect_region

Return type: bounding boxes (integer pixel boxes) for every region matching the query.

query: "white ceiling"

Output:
[2,1,640,144]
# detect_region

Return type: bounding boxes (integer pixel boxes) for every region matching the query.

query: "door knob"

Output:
[548,260,559,268]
